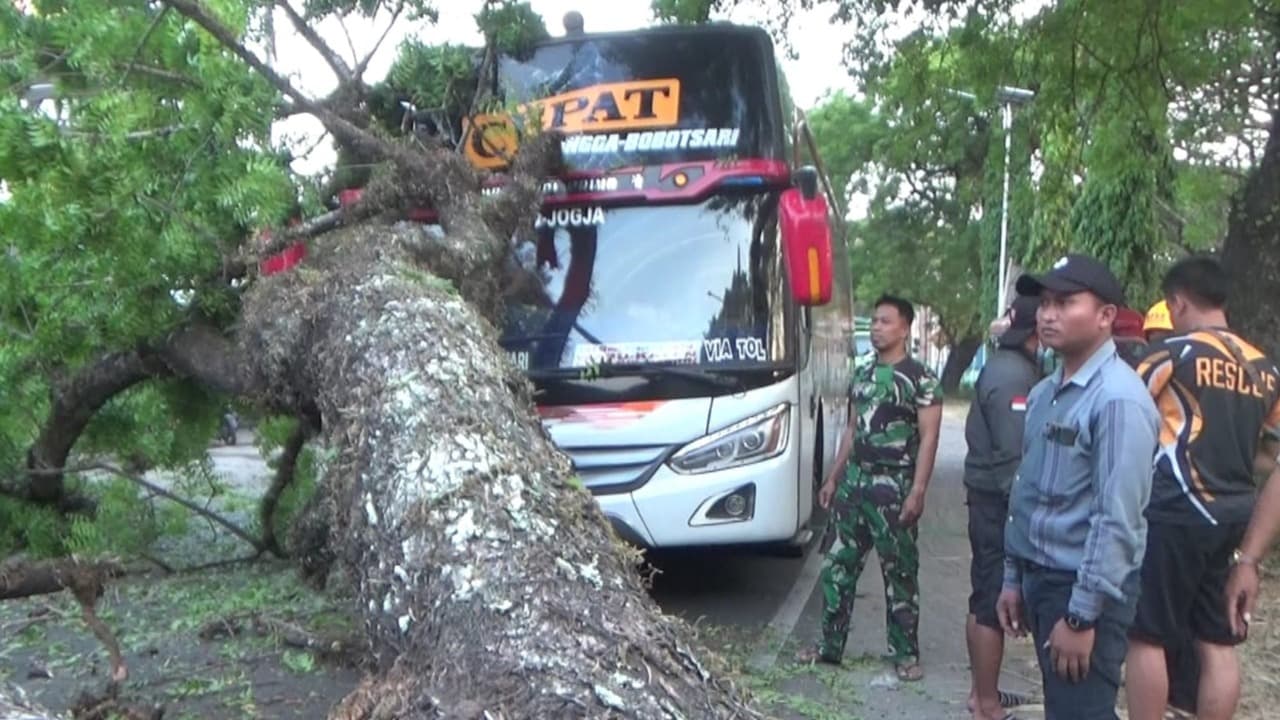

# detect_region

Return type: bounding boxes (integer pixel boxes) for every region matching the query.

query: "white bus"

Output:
[490,22,854,554]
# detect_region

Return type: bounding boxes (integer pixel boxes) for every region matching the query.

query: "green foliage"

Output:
[805,0,1270,350]
[302,0,439,21]
[651,0,720,24]
[0,474,187,558]
[1070,166,1163,304]
[0,1,297,558]
[281,649,318,674]
[476,1,549,58]
[384,42,479,114]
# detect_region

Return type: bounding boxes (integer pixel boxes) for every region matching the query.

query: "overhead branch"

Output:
[353,0,405,81]
[273,0,355,84]
[118,6,172,87]
[161,0,323,115]
[115,62,201,87]
[64,125,193,141]
[26,350,169,505]
[162,0,431,190]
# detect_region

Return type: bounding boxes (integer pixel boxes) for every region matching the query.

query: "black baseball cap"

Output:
[999,293,1040,348]
[1015,254,1127,307]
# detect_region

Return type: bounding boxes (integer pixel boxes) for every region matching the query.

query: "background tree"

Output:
[661,0,1277,357]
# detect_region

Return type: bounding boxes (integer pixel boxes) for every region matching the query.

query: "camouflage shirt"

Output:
[850,356,943,468]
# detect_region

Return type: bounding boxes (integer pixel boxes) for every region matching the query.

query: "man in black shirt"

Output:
[964,293,1041,720]
[1127,257,1280,720]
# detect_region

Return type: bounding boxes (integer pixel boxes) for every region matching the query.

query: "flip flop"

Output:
[894,661,924,682]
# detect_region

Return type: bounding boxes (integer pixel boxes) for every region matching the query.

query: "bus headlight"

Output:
[668,404,790,475]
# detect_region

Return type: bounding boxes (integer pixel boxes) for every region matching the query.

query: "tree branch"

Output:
[32,462,266,553]
[161,0,321,113]
[161,0,407,181]
[0,557,128,683]
[353,0,405,81]
[274,0,354,84]
[154,321,255,396]
[118,6,171,87]
[26,350,168,505]
[115,62,200,88]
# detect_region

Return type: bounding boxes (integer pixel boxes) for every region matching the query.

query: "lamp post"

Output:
[993,86,1034,316]
[946,86,1035,317]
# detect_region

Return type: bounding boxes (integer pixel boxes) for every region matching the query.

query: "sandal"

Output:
[998,690,1030,708]
[794,645,841,666]
[894,661,924,682]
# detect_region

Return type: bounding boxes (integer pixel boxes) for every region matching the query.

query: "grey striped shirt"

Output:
[1003,339,1159,621]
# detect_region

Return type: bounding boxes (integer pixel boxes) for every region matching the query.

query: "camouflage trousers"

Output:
[818,464,921,663]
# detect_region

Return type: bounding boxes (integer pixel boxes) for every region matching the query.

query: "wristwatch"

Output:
[1232,549,1261,567]
[1065,613,1096,632]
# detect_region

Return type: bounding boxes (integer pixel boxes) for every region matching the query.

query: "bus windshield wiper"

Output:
[528,363,740,390]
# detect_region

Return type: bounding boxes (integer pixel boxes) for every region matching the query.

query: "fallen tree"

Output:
[234,225,759,719]
[165,2,759,716]
[1,1,764,716]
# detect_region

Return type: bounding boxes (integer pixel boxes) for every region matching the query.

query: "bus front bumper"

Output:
[595,447,801,548]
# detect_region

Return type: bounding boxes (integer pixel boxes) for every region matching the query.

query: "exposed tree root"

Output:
[259,422,311,558]
[198,611,363,665]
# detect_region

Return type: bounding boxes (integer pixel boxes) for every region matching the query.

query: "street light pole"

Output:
[997,102,1013,316]
[993,86,1034,317]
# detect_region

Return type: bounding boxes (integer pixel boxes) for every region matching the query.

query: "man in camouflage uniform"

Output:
[802,294,944,681]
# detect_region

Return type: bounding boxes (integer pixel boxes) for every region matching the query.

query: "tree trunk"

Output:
[236,228,755,720]
[1221,107,1280,357]
[941,336,982,394]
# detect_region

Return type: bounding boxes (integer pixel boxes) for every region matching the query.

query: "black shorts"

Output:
[1131,520,1248,647]
[967,488,1008,630]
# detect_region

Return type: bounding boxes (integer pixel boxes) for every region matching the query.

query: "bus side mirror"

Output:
[780,170,833,307]
[793,166,820,200]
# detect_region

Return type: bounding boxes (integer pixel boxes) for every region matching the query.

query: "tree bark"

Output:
[236,227,756,719]
[1221,107,1280,357]
[941,335,982,394]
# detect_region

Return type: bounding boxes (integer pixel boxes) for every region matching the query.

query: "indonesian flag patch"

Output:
[1011,396,1028,412]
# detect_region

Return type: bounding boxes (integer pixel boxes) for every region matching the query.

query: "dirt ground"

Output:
[5,409,1280,719]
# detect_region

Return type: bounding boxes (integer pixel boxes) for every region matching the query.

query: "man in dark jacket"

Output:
[964,293,1041,720]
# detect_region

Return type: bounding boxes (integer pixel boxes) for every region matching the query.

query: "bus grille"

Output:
[559,444,674,495]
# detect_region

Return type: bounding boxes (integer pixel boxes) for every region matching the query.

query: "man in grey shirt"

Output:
[996,254,1159,719]
[964,292,1041,720]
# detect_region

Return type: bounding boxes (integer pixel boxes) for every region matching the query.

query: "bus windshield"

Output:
[490,28,783,171]
[500,194,794,372]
